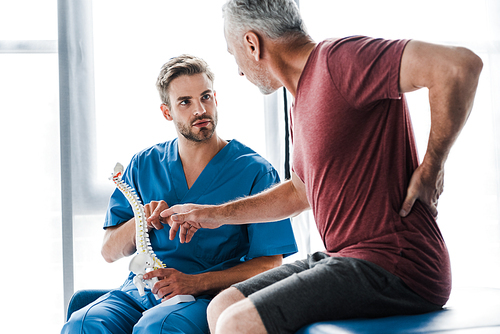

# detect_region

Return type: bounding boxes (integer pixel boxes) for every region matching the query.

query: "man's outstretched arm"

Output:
[398,40,483,217]
[161,172,310,243]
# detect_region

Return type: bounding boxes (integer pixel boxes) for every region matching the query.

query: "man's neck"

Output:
[270,36,317,97]
[177,134,228,188]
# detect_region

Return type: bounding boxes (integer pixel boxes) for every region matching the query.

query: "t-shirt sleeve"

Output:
[103,156,141,229]
[327,36,409,110]
[244,169,298,260]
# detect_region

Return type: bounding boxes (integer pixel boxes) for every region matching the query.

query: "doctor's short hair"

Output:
[156,54,215,108]
[222,0,307,41]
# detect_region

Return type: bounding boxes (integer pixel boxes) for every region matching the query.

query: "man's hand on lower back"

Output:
[399,160,444,218]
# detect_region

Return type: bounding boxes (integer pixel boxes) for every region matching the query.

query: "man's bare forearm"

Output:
[401,41,483,167]
[398,41,482,217]
[217,173,310,226]
[163,172,309,242]
[425,51,482,167]
[101,218,136,263]
[195,255,282,295]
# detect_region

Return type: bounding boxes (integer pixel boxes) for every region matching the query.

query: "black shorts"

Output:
[233,252,441,334]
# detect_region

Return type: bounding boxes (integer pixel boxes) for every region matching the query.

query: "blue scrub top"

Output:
[105,139,297,275]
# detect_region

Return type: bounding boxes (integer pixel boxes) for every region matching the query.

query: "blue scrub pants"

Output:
[61,289,210,334]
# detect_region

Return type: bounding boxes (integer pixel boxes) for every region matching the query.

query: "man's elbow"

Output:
[454,47,483,86]
[101,231,115,263]
[471,52,483,78]
[265,255,283,271]
[101,234,122,263]
[101,246,115,263]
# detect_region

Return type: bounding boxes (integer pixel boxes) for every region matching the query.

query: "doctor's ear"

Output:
[161,103,173,121]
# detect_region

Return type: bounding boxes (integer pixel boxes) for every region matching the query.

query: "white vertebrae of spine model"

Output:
[110,162,164,270]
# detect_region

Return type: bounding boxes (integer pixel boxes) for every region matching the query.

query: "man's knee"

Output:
[207,287,247,332]
[61,312,83,334]
[216,298,267,334]
[62,307,119,334]
[62,292,141,334]
[210,287,245,312]
[134,299,209,334]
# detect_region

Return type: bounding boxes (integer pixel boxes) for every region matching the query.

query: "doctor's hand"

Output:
[143,268,200,302]
[144,200,169,231]
[399,160,444,218]
[160,204,223,243]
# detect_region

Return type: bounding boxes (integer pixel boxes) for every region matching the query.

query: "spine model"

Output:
[110,162,165,297]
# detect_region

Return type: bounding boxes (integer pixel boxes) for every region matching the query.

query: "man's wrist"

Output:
[423,147,447,170]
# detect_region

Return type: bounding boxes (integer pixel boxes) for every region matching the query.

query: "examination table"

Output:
[67,286,500,333]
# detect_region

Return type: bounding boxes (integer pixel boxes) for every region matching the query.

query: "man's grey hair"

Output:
[156,54,215,108]
[222,0,307,41]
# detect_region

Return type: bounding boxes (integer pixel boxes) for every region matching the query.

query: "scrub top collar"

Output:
[167,138,236,203]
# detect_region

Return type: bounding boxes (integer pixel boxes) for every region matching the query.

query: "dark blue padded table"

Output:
[296,287,500,334]
[67,287,500,333]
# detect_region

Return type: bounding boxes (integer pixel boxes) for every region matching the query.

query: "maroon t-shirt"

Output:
[291,36,451,306]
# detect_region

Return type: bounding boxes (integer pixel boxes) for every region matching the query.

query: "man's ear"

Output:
[214,91,218,107]
[160,104,173,121]
[243,31,261,61]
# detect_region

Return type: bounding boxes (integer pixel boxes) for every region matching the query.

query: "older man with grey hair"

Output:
[161,1,483,333]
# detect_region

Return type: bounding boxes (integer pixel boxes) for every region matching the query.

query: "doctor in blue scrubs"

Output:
[61,54,297,334]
